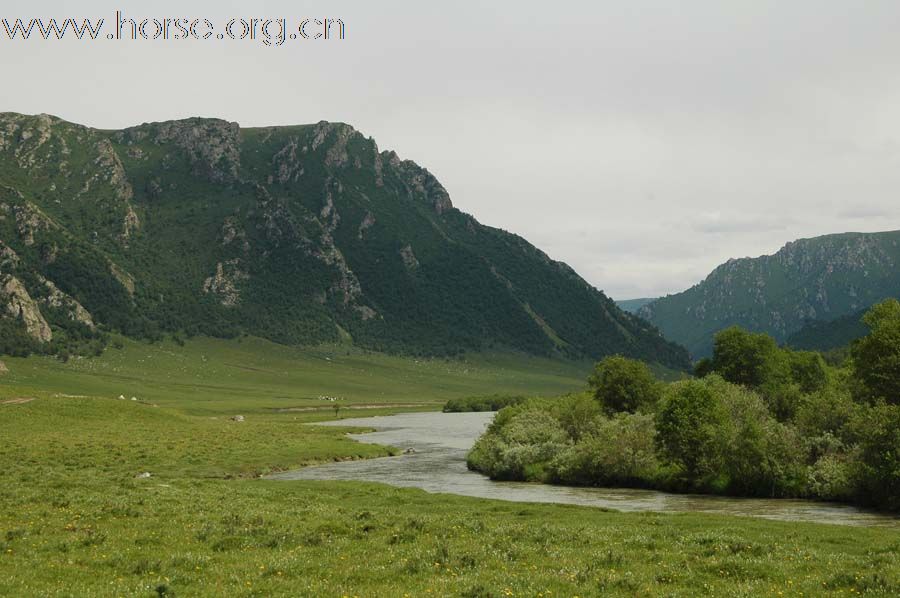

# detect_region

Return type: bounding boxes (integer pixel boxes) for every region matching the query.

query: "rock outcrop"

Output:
[202,260,248,307]
[400,245,420,271]
[388,156,453,215]
[1,275,52,342]
[37,276,95,329]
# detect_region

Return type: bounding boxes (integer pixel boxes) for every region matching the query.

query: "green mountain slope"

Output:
[638,231,900,357]
[0,113,689,369]
[785,310,872,352]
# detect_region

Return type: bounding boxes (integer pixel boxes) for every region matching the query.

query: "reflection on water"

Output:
[270,412,899,528]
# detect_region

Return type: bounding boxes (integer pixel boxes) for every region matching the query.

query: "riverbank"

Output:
[274,412,900,528]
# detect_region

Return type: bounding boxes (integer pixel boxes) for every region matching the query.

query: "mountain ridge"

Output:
[638,230,900,357]
[0,112,689,369]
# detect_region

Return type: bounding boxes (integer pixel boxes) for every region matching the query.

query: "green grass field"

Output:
[0,336,590,414]
[1,338,898,596]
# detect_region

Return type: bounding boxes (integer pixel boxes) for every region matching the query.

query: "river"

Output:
[269,411,899,528]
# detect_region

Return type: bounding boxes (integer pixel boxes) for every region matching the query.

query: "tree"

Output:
[588,356,661,415]
[693,357,714,378]
[853,403,900,510]
[851,299,900,405]
[786,350,828,394]
[655,377,729,482]
[710,327,785,389]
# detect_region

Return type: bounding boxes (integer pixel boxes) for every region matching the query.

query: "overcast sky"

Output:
[3,1,899,299]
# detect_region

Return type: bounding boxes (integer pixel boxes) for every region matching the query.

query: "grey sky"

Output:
[3,1,899,299]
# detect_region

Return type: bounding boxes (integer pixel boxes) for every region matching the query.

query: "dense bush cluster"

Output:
[468,300,900,511]
[442,394,528,413]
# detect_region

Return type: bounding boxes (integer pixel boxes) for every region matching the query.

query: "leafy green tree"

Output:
[693,357,714,378]
[655,377,729,482]
[715,379,804,496]
[851,299,900,404]
[588,356,661,415]
[710,327,785,389]
[786,350,829,394]
[852,403,900,510]
[795,385,858,441]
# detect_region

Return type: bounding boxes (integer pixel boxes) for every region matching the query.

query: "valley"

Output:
[1,338,897,596]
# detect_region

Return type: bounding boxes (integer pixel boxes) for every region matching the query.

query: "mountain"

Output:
[638,231,900,358]
[0,113,689,369]
[616,298,656,314]
[785,309,872,352]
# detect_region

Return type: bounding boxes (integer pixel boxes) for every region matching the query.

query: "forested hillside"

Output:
[0,113,689,368]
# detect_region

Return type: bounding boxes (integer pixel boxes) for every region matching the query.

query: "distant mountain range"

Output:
[615,298,656,314]
[638,231,900,357]
[0,113,689,369]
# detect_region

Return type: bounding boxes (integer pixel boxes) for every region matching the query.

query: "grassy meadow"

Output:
[1,337,898,596]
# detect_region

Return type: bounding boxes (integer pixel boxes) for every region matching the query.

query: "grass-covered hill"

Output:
[0,113,688,369]
[638,231,900,357]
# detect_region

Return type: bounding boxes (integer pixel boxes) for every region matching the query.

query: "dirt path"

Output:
[1,397,36,406]
[274,402,437,413]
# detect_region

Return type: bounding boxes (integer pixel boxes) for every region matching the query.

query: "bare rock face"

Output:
[0,113,55,168]
[13,202,53,246]
[310,121,360,169]
[94,139,135,202]
[357,211,376,240]
[37,276,95,329]
[221,216,249,252]
[386,155,453,215]
[120,204,141,242]
[202,259,248,307]
[109,262,136,297]
[355,305,377,320]
[0,241,20,271]
[151,118,241,183]
[272,137,305,183]
[400,244,420,270]
[1,275,52,342]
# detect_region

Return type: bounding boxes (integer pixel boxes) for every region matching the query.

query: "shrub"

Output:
[588,356,661,415]
[548,393,601,441]
[467,409,569,481]
[549,413,660,486]
[442,394,528,413]
[807,454,856,501]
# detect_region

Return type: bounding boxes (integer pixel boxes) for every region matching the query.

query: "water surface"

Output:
[270,412,899,528]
